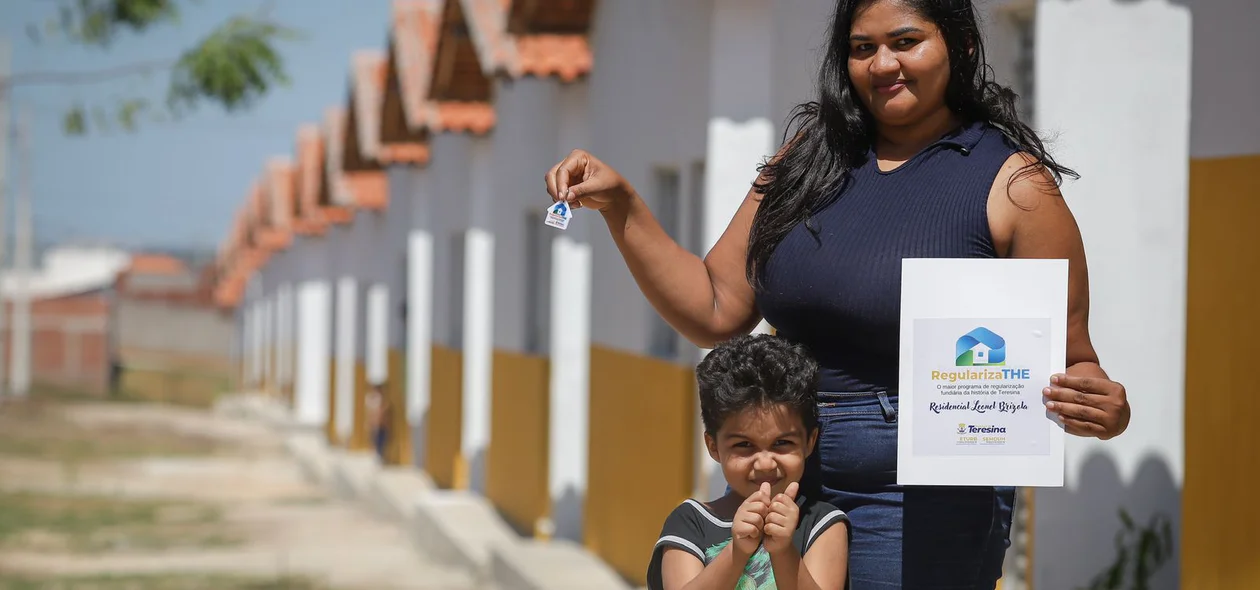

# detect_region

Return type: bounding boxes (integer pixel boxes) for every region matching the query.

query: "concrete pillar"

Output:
[296,279,332,426]
[458,138,495,493]
[406,228,434,462]
[242,297,254,388]
[333,221,360,445]
[261,293,274,394]
[251,294,265,389]
[546,233,592,541]
[366,283,389,385]
[277,280,295,401]
[1031,2,1190,589]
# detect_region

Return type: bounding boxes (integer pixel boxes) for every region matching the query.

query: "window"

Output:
[648,168,683,361]
[648,162,707,362]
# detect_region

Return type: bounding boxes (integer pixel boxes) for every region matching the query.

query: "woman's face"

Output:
[846,0,952,128]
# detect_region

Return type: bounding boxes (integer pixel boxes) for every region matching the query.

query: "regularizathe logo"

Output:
[956,326,1006,367]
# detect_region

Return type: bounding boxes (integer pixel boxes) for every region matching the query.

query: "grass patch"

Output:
[0,491,241,553]
[0,398,222,463]
[0,573,331,590]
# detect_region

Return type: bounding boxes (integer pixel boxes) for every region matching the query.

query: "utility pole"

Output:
[10,103,30,398]
[0,37,10,400]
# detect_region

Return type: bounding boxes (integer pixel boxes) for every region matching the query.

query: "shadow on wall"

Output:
[410,412,428,470]
[468,449,487,494]
[1034,451,1180,590]
[552,485,583,543]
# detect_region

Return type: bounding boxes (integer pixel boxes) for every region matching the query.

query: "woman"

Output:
[546,0,1130,587]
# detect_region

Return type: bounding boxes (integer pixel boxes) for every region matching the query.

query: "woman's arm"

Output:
[988,154,1131,439]
[547,150,763,347]
[600,185,764,347]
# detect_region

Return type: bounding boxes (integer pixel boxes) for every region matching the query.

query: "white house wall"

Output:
[1033,2,1190,589]
[295,232,332,428]
[331,220,359,442]
[489,77,564,354]
[584,0,713,355]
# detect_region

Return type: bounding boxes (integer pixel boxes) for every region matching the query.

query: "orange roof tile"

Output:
[322,205,356,225]
[459,0,592,81]
[515,33,592,82]
[351,50,389,164]
[426,101,496,134]
[354,48,432,166]
[322,107,355,209]
[393,0,442,130]
[344,171,389,211]
[265,156,296,231]
[294,124,330,235]
[127,253,187,276]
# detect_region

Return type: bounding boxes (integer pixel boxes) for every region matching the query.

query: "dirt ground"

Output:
[0,393,481,590]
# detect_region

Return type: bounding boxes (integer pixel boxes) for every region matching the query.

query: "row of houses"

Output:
[212,0,1258,588]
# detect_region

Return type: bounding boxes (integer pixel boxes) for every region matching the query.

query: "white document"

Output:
[897,258,1068,487]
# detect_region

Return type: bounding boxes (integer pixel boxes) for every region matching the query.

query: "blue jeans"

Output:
[802,391,1015,589]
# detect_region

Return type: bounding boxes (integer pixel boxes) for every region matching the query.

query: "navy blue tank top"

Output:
[756,120,1018,393]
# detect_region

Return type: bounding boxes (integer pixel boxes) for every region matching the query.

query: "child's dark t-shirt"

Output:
[646,495,848,590]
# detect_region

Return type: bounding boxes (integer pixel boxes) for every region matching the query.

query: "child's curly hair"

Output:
[695,333,820,436]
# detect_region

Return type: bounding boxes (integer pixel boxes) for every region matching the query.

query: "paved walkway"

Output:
[0,400,483,589]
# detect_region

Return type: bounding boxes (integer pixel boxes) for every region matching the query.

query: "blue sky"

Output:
[0,0,392,253]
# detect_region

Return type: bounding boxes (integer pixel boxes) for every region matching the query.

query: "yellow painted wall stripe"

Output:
[486,350,550,537]
[1183,154,1260,590]
[427,345,463,489]
[585,345,696,587]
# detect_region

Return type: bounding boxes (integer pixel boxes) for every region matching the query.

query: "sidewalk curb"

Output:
[218,392,636,590]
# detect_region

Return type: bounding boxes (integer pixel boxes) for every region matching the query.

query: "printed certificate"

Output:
[897,258,1067,487]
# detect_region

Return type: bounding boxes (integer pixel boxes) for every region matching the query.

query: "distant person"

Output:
[365,382,391,462]
[647,334,849,590]
[547,0,1131,586]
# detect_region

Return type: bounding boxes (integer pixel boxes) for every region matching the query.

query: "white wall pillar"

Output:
[366,283,389,385]
[241,301,254,388]
[251,298,264,389]
[334,273,359,443]
[546,234,592,541]
[1032,3,1190,590]
[278,281,295,396]
[262,294,275,392]
[406,229,434,464]
[296,280,332,426]
[460,226,494,492]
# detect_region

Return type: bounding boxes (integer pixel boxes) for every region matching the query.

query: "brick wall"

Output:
[1,292,112,396]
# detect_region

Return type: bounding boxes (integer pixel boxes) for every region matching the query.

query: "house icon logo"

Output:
[956,327,1006,367]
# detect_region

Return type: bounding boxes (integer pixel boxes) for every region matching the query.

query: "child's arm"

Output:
[767,524,848,590]
[658,489,770,590]
[659,543,753,590]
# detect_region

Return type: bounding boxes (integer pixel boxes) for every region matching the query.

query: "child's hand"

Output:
[763,481,800,555]
[732,483,771,558]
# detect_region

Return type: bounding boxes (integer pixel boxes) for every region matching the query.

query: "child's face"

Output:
[705,403,817,500]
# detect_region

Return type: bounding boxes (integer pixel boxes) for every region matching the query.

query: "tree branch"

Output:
[1,58,175,89]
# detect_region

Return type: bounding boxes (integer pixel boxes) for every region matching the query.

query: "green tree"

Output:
[3,0,297,134]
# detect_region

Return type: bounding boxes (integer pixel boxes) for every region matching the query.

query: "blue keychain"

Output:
[544,201,573,230]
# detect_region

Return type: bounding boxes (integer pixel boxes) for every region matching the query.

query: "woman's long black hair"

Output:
[747,0,1078,288]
